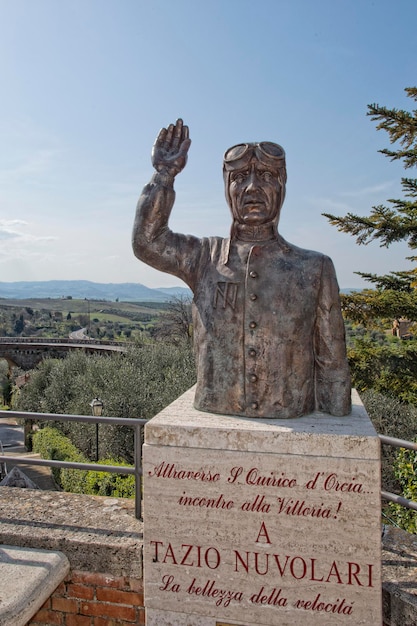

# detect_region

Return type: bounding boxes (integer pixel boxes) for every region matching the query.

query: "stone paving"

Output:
[0,416,57,490]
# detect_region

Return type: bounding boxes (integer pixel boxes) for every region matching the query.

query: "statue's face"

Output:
[228,157,282,226]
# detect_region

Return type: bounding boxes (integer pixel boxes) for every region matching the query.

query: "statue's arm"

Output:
[132,120,201,288]
[314,256,351,416]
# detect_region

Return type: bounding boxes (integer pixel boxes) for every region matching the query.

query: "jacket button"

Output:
[249,321,257,329]
[249,271,258,278]
[249,293,257,301]
[249,374,258,383]
[248,349,256,357]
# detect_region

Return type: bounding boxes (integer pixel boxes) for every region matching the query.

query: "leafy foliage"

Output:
[390,445,417,533]
[32,425,88,491]
[322,88,417,532]
[15,340,196,463]
[32,426,135,497]
[361,390,417,496]
[348,336,417,404]
[352,343,417,532]
[341,289,417,325]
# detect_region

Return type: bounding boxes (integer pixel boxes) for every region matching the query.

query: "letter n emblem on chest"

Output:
[214,282,239,310]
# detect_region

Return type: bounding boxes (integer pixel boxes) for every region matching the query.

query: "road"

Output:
[69,327,89,340]
[0,416,24,449]
[0,415,57,489]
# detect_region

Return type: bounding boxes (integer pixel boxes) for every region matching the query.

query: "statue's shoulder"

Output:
[204,235,229,255]
[279,237,332,266]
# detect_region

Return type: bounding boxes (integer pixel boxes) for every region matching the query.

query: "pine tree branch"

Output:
[367,103,417,149]
[380,147,417,169]
[323,204,417,248]
[355,271,415,292]
[325,87,417,299]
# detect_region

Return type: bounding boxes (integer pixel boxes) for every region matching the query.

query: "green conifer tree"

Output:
[323,87,417,323]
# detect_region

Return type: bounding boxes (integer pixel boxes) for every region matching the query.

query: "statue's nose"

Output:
[245,169,260,191]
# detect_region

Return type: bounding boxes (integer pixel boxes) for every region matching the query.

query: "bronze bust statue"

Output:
[132,119,351,419]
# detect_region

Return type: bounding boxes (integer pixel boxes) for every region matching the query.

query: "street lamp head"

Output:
[90,397,103,417]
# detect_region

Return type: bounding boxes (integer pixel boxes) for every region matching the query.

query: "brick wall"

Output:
[28,570,145,626]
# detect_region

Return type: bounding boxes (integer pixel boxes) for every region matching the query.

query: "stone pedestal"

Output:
[143,387,382,625]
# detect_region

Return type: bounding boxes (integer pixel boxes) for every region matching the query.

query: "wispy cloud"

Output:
[0,219,28,241]
[308,180,398,214]
[0,220,56,248]
[338,181,395,198]
[310,197,355,213]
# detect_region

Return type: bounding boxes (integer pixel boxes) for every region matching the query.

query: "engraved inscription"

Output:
[144,446,381,624]
[214,282,239,310]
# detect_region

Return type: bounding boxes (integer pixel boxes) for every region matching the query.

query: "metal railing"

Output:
[0,410,147,520]
[379,434,417,512]
[0,336,129,347]
[1,412,417,521]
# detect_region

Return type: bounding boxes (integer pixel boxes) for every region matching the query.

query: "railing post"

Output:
[134,424,143,520]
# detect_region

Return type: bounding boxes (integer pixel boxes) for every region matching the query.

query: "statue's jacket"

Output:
[136,215,351,419]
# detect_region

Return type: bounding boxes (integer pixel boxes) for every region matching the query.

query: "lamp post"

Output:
[85,298,91,337]
[90,397,103,462]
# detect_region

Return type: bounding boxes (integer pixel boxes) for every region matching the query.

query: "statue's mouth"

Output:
[244,197,265,207]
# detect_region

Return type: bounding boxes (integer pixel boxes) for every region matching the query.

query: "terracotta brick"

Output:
[68,583,95,600]
[81,602,136,621]
[93,619,116,626]
[96,587,142,605]
[93,620,136,626]
[28,608,63,625]
[133,587,144,606]
[53,581,67,595]
[66,614,93,626]
[72,571,127,589]
[51,596,79,613]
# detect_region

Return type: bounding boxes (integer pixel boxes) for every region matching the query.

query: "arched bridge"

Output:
[0,337,127,371]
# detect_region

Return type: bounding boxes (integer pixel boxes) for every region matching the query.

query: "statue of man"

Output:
[132,119,351,419]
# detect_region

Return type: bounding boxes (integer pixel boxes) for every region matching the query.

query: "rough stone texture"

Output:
[0,465,39,488]
[382,524,417,625]
[0,544,69,626]
[145,387,376,457]
[0,487,143,577]
[147,608,254,625]
[144,388,382,625]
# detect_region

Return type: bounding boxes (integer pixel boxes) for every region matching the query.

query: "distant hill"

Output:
[0,281,358,301]
[0,280,192,302]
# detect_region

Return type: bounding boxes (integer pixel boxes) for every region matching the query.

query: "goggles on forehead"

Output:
[224,141,285,164]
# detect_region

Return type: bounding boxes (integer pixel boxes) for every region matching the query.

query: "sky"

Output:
[0,0,416,290]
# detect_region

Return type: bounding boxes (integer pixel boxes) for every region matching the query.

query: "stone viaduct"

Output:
[0,337,126,371]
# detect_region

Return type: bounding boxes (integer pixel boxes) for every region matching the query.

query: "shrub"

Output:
[83,460,135,498]
[361,390,417,531]
[32,427,134,497]
[349,338,417,404]
[361,390,417,494]
[389,444,417,533]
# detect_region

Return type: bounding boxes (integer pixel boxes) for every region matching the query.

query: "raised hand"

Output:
[151,119,191,177]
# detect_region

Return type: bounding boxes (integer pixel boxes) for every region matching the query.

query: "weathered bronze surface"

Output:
[132,119,351,419]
